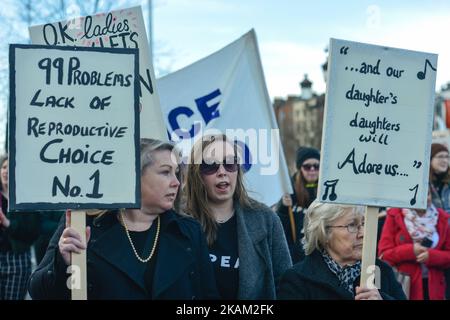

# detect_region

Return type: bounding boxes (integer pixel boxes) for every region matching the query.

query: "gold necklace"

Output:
[119,211,160,263]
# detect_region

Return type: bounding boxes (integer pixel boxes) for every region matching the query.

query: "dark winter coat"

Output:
[234,201,292,299]
[276,172,315,263]
[29,210,219,300]
[0,194,40,254]
[278,250,407,300]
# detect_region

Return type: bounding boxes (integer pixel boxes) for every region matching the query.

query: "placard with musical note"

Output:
[318,39,437,209]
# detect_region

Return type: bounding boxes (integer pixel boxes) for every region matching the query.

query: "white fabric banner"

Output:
[157,30,292,206]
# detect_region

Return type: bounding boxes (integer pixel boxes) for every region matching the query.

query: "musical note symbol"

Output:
[409,184,419,206]
[417,59,436,80]
[322,179,339,201]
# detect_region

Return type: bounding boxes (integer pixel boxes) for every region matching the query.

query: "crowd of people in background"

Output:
[0,155,40,300]
[1,139,450,300]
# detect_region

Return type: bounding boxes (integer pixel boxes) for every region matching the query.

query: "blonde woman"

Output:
[29,139,218,300]
[278,201,406,300]
[185,134,291,299]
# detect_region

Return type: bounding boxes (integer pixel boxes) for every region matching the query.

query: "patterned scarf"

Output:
[402,205,438,243]
[322,250,361,295]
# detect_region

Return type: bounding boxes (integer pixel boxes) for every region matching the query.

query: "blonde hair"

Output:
[88,138,182,218]
[184,134,252,246]
[302,200,364,255]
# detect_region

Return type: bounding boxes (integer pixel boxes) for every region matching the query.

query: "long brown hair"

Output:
[430,164,450,186]
[294,172,311,208]
[184,134,251,246]
[430,168,450,186]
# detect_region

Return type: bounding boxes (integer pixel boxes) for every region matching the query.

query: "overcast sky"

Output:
[1,0,449,151]
[151,0,450,98]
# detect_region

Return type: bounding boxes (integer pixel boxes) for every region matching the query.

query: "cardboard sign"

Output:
[319,39,437,209]
[9,44,140,210]
[29,6,167,141]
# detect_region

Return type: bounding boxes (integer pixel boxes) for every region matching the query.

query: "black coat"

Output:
[278,250,407,300]
[34,211,64,264]
[29,210,219,300]
[276,173,308,263]
[277,204,305,263]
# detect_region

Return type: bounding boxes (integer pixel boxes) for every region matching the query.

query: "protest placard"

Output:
[319,39,438,210]
[29,6,166,140]
[9,44,140,211]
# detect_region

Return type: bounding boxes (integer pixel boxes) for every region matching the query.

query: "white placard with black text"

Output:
[318,39,437,209]
[9,45,140,210]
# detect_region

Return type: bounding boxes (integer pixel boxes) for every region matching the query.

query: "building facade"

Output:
[274,74,325,173]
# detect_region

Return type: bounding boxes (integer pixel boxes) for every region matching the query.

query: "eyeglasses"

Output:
[301,163,320,171]
[326,222,365,233]
[200,157,239,175]
[434,155,450,160]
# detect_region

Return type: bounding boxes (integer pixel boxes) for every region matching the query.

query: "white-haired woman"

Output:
[278,201,406,300]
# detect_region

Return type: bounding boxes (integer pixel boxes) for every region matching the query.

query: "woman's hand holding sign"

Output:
[59,210,91,265]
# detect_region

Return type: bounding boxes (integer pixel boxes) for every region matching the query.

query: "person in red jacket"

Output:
[378,191,450,300]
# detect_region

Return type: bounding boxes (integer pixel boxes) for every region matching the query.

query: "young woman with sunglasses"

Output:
[185,134,292,299]
[276,146,320,263]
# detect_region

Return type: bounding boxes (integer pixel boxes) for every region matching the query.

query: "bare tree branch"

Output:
[0,0,174,151]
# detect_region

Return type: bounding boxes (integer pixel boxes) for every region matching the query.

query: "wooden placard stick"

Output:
[287,206,297,244]
[359,206,379,289]
[71,210,87,300]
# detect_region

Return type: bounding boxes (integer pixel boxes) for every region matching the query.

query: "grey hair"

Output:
[302,200,365,256]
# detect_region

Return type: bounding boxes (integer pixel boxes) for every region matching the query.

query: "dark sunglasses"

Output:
[200,157,239,175]
[301,163,320,171]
